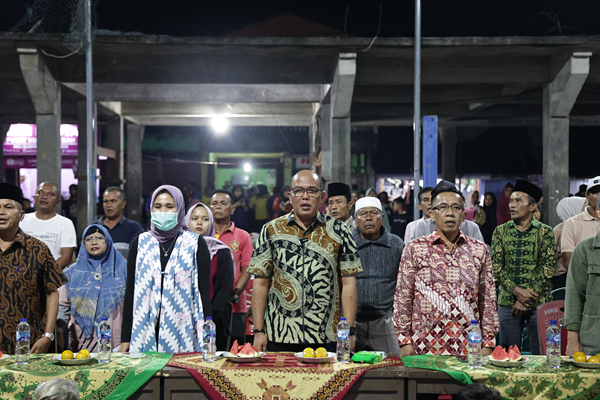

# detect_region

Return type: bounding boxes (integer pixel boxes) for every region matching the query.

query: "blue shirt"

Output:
[96,216,144,259]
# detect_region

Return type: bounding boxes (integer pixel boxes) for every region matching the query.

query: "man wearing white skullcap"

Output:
[352,197,404,355]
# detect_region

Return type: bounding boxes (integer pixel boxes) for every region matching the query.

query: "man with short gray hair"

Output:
[34,378,80,400]
[352,197,404,355]
[96,187,144,258]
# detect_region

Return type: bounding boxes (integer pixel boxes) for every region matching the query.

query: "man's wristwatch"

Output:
[43,332,55,341]
[349,327,356,336]
[253,328,265,334]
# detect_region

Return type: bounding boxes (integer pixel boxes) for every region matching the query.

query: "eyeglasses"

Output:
[290,187,321,198]
[432,205,464,214]
[84,235,106,244]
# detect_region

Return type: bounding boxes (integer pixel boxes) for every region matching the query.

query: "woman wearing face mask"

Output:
[59,224,127,352]
[120,185,212,353]
[186,203,234,350]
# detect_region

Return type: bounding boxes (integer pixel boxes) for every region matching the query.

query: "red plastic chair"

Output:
[536,300,567,355]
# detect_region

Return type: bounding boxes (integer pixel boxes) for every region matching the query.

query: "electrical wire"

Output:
[361,3,383,53]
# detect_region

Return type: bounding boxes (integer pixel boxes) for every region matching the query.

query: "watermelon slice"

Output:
[508,346,522,361]
[490,345,508,361]
[0,350,3,358]
[229,340,240,356]
[238,342,259,358]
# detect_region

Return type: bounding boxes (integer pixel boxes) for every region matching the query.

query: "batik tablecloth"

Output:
[168,352,403,400]
[0,352,171,400]
[402,355,600,400]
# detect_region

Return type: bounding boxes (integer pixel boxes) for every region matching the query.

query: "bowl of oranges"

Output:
[294,347,336,364]
[569,352,600,369]
[53,349,97,365]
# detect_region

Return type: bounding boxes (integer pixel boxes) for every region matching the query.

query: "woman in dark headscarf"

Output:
[496,182,514,226]
[60,224,127,352]
[186,203,234,350]
[230,184,249,231]
[120,185,212,353]
[480,192,498,245]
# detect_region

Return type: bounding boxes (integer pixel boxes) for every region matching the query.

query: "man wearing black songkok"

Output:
[327,183,356,231]
[491,179,556,354]
[0,183,67,354]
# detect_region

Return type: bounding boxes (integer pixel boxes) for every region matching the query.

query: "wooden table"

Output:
[405,368,466,400]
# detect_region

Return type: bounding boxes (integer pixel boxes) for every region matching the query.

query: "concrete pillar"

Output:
[36,113,62,188]
[283,152,293,186]
[331,117,351,184]
[320,53,356,185]
[309,115,319,174]
[543,52,590,227]
[0,125,8,183]
[440,127,457,184]
[104,115,124,188]
[126,125,144,223]
[18,48,62,189]
[76,101,98,238]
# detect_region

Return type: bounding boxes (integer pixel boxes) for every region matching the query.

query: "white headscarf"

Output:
[556,197,586,222]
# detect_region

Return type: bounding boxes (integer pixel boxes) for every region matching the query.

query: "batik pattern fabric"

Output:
[65,224,127,339]
[248,212,362,344]
[393,231,498,356]
[130,231,204,353]
[0,230,67,354]
[491,219,556,308]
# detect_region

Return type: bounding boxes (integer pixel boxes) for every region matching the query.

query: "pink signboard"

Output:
[3,156,77,169]
[3,124,78,156]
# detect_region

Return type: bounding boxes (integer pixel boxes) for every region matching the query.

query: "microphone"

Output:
[299,238,308,246]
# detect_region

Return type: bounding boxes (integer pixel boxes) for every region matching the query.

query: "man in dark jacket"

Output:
[352,197,404,355]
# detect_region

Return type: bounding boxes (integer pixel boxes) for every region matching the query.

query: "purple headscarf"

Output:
[150,185,188,243]
[185,203,231,260]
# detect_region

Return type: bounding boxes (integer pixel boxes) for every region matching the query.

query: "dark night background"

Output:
[2,0,598,178]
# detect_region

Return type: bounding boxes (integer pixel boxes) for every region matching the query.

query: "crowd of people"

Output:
[1,171,599,370]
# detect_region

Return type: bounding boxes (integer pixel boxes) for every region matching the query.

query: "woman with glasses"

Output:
[120,185,212,353]
[59,224,127,352]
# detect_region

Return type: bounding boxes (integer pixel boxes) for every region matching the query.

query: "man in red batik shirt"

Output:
[393,180,499,357]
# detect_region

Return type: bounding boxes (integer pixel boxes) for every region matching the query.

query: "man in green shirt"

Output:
[491,180,556,354]
[564,200,600,356]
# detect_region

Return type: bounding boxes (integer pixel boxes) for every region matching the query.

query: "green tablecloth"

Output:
[403,355,600,400]
[0,352,171,400]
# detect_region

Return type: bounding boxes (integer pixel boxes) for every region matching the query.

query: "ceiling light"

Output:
[211,115,229,134]
[244,163,252,172]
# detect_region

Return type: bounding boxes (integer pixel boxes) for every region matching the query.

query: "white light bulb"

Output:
[244,163,252,172]
[211,115,229,134]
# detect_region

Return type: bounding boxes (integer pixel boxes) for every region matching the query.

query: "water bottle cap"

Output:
[101,317,108,321]
[19,318,27,322]
[550,320,557,325]
[470,320,478,325]
[340,317,346,321]
[206,317,212,320]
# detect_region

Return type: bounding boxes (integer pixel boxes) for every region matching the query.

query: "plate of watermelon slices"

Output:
[223,340,265,363]
[487,345,529,367]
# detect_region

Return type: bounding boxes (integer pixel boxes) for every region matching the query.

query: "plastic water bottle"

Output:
[98,318,112,363]
[203,317,216,362]
[15,319,30,365]
[546,320,561,369]
[466,320,482,368]
[336,317,350,363]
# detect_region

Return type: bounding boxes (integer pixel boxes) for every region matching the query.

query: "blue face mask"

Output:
[151,212,178,231]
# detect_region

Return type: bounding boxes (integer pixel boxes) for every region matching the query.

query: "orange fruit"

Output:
[315,347,328,358]
[302,348,315,358]
[78,349,90,358]
[75,352,90,359]
[573,352,587,362]
[61,350,74,360]
[587,356,600,364]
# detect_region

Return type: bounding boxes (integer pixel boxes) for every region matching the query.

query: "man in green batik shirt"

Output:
[491,180,556,355]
